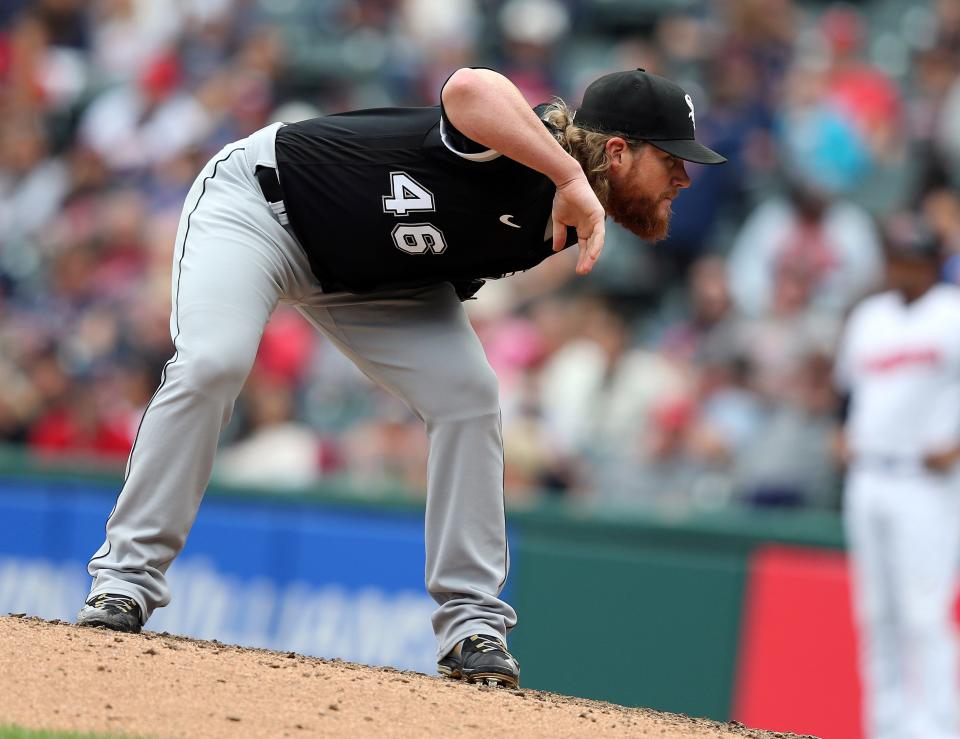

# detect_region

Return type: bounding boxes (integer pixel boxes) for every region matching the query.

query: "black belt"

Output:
[255,164,342,293]
[255,165,289,227]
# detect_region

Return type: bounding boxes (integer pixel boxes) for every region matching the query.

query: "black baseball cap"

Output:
[574,69,726,165]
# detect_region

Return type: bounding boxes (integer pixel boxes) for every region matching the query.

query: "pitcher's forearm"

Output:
[441,68,584,187]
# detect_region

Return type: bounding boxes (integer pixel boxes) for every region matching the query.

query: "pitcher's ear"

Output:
[605,137,628,167]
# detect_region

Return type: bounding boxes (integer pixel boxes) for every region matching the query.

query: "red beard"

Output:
[606,181,674,241]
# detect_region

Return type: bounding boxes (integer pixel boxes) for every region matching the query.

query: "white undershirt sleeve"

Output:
[439,116,502,162]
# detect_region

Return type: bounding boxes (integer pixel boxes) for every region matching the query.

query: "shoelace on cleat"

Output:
[90,594,137,613]
[471,636,507,654]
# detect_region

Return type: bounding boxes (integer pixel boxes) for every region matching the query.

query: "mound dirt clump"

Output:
[0,615,814,738]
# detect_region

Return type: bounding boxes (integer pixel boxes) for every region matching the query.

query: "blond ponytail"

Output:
[542,99,644,210]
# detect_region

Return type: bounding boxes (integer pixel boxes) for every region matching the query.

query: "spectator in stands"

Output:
[591,394,708,511]
[821,6,902,163]
[78,52,211,173]
[538,297,690,486]
[658,255,743,367]
[692,354,764,481]
[736,352,841,508]
[935,72,960,190]
[215,370,321,489]
[89,0,183,84]
[907,43,958,193]
[737,254,841,402]
[728,178,883,317]
[925,187,960,282]
[719,0,796,105]
[0,114,68,248]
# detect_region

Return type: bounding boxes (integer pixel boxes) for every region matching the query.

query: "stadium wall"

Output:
[0,455,865,737]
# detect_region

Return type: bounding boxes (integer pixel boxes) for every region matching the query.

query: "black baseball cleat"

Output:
[76,593,142,633]
[437,634,520,689]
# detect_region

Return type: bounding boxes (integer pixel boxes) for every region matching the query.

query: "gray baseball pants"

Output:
[85,123,517,659]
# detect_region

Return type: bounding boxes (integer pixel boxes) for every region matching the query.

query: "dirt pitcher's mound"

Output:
[0,616,813,739]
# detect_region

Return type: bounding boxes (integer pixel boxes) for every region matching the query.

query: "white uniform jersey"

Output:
[835,284,960,459]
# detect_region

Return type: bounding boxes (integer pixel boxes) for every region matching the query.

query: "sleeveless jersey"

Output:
[274,104,575,294]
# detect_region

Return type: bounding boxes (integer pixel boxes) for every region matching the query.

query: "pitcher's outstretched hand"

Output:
[551,175,606,276]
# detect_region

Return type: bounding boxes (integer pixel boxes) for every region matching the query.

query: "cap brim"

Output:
[651,139,726,165]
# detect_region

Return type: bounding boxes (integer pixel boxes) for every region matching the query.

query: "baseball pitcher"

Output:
[76,68,725,688]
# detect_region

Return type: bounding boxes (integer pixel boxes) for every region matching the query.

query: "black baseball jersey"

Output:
[274,103,575,295]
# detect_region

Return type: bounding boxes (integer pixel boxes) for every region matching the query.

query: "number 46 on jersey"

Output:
[382,171,448,255]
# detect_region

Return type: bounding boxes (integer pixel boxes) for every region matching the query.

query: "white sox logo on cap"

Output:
[685,94,695,131]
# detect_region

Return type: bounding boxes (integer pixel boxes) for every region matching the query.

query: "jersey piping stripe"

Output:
[438,117,501,162]
[86,146,247,573]
[496,408,509,594]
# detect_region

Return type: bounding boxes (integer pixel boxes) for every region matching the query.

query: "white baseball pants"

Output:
[845,464,960,739]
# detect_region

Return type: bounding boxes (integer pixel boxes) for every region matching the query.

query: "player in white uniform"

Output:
[835,234,960,739]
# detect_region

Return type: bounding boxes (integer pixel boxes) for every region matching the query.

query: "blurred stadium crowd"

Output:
[1,0,959,511]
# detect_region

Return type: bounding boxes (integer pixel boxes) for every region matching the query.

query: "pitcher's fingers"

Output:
[587,221,605,261]
[552,217,567,252]
[576,223,605,275]
[575,237,592,275]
